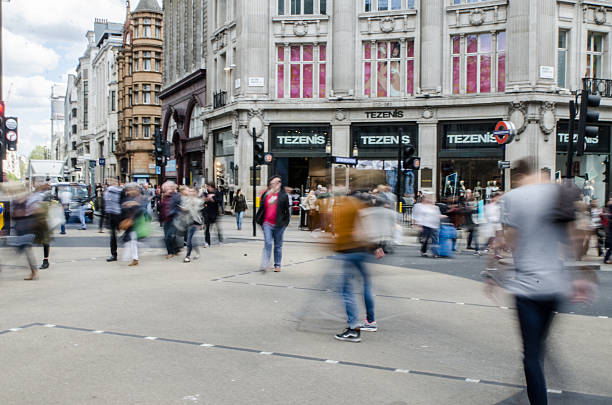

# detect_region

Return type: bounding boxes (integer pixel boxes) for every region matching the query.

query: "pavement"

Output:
[1,218,611,404]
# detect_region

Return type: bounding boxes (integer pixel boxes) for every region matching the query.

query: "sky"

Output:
[2,0,130,158]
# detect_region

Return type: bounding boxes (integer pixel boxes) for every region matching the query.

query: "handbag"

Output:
[118,218,133,231]
[133,215,152,239]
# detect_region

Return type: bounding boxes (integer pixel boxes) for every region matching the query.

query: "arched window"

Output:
[189,104,203,138]
[167,115,177,142]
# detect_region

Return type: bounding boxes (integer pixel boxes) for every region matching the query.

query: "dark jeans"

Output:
[467,226,480,251]
[163,221,178,255]
[205,219,223,246]
[420,226,438,255]
[515,295,559,405]
[98,211,105,230]
[186,225,200,258]
[108,213,121,258]
[340,252,375,329]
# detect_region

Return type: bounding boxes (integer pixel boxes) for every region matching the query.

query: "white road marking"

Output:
[456,302,465,305]
[597,316,609,319]
[465,378,480,383]
[9,328,22,332]
[144,336,158,340]
[411,297,420,301]
[92,330,104,334]
[43,324,56,328]
[547,389,563,394]
[499,306,509,310]
[259,351,273,355]
[200,343,214,347]
[325,360,338,364]
[394,369,410,373]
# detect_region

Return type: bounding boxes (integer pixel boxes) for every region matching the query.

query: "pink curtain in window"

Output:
[319,64,326,98]
[452,36,460,55]
[406,59,414,95]
[467,35,477,53]
[452,56,460,94]
[498,54,506,92]
[377,61,387,97]
[303,64,313,98]
[277,65,284,98]
[407,40,414,58]
[480,55,491,93]
[364,42,371,59]
[319,45,326,61]
[303,45,313,62]
[277,46,284,62]
[291,64,300,98]
[364,62,371,96]
[466,55,477,93]
[291,46,300,61]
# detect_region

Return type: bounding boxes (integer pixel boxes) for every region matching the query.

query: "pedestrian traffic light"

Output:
[401,145,415,169]
[576,89,601,156]
[153,129,163,157]
[254,140,265,165]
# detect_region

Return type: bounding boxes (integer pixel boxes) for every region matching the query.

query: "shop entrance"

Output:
[276,157,327,193]
[439,158,503,202]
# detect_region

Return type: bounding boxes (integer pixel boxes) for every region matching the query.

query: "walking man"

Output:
[412,194,441,257]
[203,182,224,247]
[104,179,123,262]
[256,176,290,272]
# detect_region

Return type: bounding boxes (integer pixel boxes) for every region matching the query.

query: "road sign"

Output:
[99,158,106,166]
[5,131,17,142]
[493,121,516,145]
[498,160,511,169]
[333,156,358,165]
[89,160,96,168]
[4,117,17,131]
[263,152,274,165]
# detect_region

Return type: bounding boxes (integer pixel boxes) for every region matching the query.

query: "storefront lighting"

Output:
[325,140,332,155]
[352,142,359,157]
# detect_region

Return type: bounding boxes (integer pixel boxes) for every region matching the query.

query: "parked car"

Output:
[51,183,95,223]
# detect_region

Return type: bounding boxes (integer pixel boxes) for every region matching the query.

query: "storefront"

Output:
[269,125,331,192]
[214,128,236,188]
[438,121,504,202]
[351,123,418,195]
[556,121,611,205]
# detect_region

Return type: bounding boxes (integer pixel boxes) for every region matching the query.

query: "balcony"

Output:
[583,77,612,98]
[213,90,227,109]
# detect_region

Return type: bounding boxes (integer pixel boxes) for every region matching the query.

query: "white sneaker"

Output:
[183,257,191,263]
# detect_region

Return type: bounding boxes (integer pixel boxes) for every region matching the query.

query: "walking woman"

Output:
[120,185,145,266]
[256,175,291,272]
[232,188,248,230]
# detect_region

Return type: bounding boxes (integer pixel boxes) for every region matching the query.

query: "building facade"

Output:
[161,0,612,204]
[115,0,163,185]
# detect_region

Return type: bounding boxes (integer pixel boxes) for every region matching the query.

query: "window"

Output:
[132,118,139,139]
[155,85,161,104]
[586,31,604,78]
[451,32,505,94]
[453,0,489,4]
[134,56,139,71]
[134,85,139,104]
[143,84,151,104]
[154,52,161,71]
[111,91,116,112]
[278,0,326,15]
[143,118,151,138]
[276,44,326,99]
[143,51,151,71]
[143,18,151,37]
[128,120,133,138]
[558,30,568,88]
[363,40,414,97]
[189,104,203,138]
[155,20,161,38]
[110,132,116,152]
[154,118,161,137]
[83,81,89,130]
[364,0,413,11]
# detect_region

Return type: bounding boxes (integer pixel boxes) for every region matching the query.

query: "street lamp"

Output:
[352,141,359,157]
[325,139,332,155]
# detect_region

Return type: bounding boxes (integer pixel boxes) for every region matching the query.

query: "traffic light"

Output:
[254,140,265,165]
[0,101,5,160]
[401,145,415,169]
[576,89,601,156]
[405,157,421,170]
[325,155,332,168]
[4,117,18,151]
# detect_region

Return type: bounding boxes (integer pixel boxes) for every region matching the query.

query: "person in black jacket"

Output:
[203,182,224,247]
[256,175,290,272]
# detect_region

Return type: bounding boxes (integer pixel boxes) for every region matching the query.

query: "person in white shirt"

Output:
[412,194,441,257]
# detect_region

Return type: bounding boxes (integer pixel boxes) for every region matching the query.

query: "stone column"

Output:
[243,0,269,96]
[331,0,356,97]
[419,0,443,94]
[417,121,438,195]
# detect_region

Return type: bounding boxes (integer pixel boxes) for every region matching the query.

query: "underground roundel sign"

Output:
[493,121,516,145]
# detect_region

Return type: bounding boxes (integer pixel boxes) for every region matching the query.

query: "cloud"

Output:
[2,28,60,76]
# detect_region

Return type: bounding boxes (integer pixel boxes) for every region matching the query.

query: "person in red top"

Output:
[256,175,291,272]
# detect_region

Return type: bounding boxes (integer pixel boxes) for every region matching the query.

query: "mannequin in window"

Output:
[474,181,482,200]
[583,179,594,204]
[485,181,492,201]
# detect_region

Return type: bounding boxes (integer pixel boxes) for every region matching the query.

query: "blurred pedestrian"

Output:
[485,158,596,405]
[590,200,604,257]
[332,192,385,342]
[203,182,224,247]
[58,187,71,235]
[160,181,180,258]
[231,188,247,231]
[256,175,290,272]
[412,194,441,257]
[304,189,317,231]
[180,187,204,262]
[104,178,123,262]
[10,191,39,280]
[29,182,53,270]
[119,185,145,266]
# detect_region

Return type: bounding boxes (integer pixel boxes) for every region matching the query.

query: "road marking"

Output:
[465,378,480,383]
[259,351,273,355]
[144,336,158,340]
[411,298,420,301]
[456,302,465,305]
[500,306,509,310]
[92,330,104,334]
[43,324,56,328]
[200,343,214,347]
[325,360,338,364]
[395,369,410,374]
[597,316,609,319]
[9,328,22,332]
[547,389,563,394]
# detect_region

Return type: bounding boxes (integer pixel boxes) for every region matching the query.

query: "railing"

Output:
[213,90,227,109]
[583,77,612,98]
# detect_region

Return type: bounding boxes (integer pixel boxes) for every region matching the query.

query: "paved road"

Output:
[1,227,611,404]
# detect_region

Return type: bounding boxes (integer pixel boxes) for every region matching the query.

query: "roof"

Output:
[27,160,65,178]
[134,0,161,12]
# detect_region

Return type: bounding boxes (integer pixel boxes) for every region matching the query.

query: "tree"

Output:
[29,145,48,160]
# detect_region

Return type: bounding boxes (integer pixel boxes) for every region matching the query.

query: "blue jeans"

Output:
[163,222,177,255]
[515,296,559,405]
[261,223,286,268]
[340,252,375,329]
[236,211,244,230]
[60,209,69,233]
[186,224,200,257]
[79,205,87,229]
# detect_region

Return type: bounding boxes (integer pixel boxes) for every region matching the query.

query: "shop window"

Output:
[451,31,505,94]
[277,44,326,99]
[363,40,414,98]
[558,30,569,88]
[364,0,413,11]
[586,31,605,78]
[214,129,235,186]
[278,0,326,15]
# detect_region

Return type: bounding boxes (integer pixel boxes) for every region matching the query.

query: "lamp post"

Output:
[326,139,333,189]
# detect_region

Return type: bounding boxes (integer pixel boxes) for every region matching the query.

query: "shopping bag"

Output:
[133,215,152,239]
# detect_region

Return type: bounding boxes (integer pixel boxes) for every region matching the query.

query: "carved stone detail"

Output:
[594,7,607,25]
[539,102,556,140]
[335,109,346,122]
[247,108,264,138]
[469,9,484,26]
[422,107,434,119]
[231,111,240,144]
[508,102,527,140]
[380,17,394,33]
[293,21,308,36]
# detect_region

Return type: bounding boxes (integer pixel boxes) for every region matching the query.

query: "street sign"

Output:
[89,160,96,168]
[4,117,17,131]
[99,158,106,166]
[493,121,516,145]
[498,160,511,169]
[5,131,17,142]
[333,156,358,165]
[263,152,274,165]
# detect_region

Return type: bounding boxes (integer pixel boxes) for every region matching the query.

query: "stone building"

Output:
[115,0,163,185]
[161,0,612,203]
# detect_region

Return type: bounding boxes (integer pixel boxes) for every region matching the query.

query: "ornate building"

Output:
[116,0,163,184]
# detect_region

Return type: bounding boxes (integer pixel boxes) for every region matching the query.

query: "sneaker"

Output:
[106,256,117,262]
[359,320,377,332]
[193,254,200,260]
[183,257,191,263]
[203,243,210,248]
[334,328,361,342]
[39,259,49,270]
